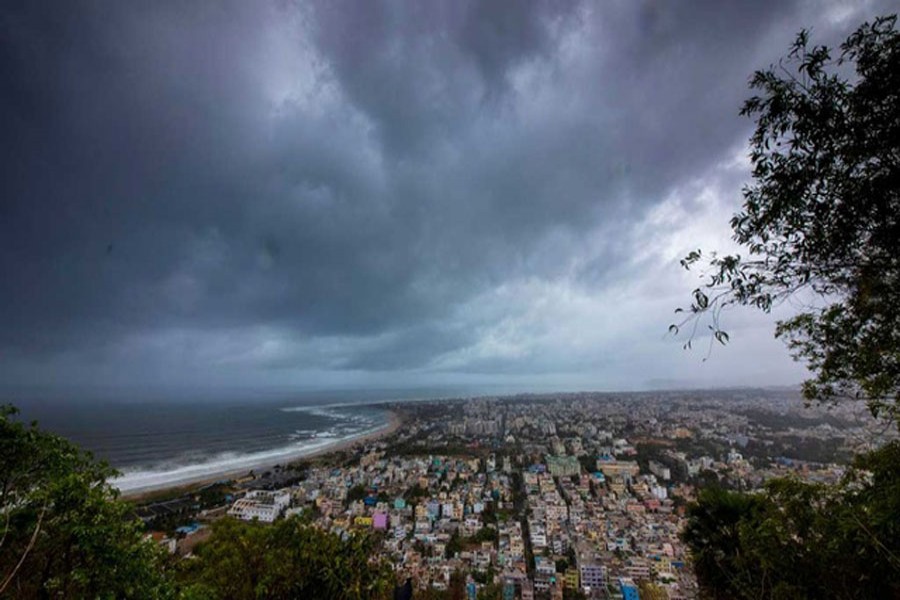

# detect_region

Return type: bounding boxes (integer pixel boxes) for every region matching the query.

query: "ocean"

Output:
[10,389,434,493]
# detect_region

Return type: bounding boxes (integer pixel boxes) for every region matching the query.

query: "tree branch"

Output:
[0,503,47,595]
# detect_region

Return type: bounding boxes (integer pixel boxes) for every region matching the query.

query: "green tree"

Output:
[0,405,172,599]
[638,582,668,600]
[404,483,428,501]
[471,525,498,544]
[681,487,766,598]
[684,441,900,599]
[477,581,503,600]
[346,483,369,505]
[445,530,463,559]
[179,515,394,599]
[674,15,900,423]
[677,18,900,595]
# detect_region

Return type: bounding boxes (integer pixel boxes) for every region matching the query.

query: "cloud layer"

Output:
[1,0,891,392]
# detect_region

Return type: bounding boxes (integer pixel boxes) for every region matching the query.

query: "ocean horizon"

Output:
[9,389,444,493]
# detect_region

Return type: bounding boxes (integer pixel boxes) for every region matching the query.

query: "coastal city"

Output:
[134,389,889,599]
[4,1,899,597]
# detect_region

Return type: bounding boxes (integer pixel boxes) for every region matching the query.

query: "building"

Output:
[534,556,557,592]
[580,562,607,593]
[564,567,579,591]
[649,460,671,481]
[228,490,290,523]
[373,512,389,530]
[546,455,581,478]
[618,577,639,600]
[596,459,640,480]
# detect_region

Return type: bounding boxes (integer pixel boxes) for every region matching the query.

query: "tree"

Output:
[471,525,498,544]
[447,570,466,600]
[179,515,394,599]
[477,581,503,600]
[0,405,172,599]
[445,530,463,559]
[404,483,428,501]
[346,483,369,505]
[681,487,766,598]
[682,441,900,599]
[673,15,900,424]
[638,582,668,600]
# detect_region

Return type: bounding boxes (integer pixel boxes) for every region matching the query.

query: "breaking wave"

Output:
[112,419,386,494]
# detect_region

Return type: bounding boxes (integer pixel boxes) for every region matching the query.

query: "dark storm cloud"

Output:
[0,0,893,387]
[308,0,577,154]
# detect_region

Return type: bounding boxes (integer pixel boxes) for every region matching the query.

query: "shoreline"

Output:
[119,409,402,501]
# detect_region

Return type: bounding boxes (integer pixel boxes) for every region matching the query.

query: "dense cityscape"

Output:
[137,389,889,599]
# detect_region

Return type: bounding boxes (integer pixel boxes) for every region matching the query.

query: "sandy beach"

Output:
[119,409,402,500]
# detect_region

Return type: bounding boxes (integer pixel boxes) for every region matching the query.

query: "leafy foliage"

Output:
[477,581,503,600]
[445,530,464,559]
[179,515,394,600]
[0,405,173,599]
[638,582,669,600]
[470,525,498,544]
[682,442,900,599]
[346,483,370,505]
[674,15,900,422]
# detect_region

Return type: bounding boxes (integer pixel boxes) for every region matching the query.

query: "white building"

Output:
[651,485,668,500]
[228,489,290,523]
[649,460,671,481]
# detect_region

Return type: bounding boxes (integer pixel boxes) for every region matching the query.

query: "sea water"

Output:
[11,390,405,493]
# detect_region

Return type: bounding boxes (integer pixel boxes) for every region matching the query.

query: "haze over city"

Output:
[3,1,891,396]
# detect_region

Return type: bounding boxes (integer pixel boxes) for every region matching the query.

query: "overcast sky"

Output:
[1,1,892,396]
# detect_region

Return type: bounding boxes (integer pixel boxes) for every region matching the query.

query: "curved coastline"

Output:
[117,409,401,499]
